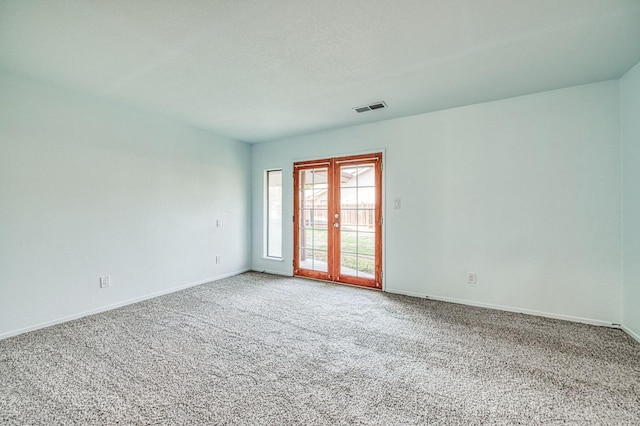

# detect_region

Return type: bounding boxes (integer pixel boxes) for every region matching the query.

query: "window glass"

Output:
[266,170,282,258]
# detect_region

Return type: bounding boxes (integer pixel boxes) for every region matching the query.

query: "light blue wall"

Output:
[252,81,622,325]
[0,71,252,338]
[622,62,640,341]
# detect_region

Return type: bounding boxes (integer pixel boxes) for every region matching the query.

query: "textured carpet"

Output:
[1,272,639,425]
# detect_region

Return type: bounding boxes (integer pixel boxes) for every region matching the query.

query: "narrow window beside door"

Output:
[266,169,282,258]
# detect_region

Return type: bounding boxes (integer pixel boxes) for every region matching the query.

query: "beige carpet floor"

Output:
[1,272,639,425]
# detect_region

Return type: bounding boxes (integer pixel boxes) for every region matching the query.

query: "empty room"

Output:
[1,0,640,424]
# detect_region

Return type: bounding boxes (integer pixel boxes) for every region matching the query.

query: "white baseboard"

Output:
[384,288,430,299]
[0,268,250,341]
[622,325,640,344]
[251,268,293,277]
[6,271,630,343]
[385,289,617,328]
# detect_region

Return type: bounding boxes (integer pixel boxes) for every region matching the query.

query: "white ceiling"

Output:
[1,0,640,143]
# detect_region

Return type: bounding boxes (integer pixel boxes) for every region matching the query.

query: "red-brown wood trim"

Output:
[327,158,337,281]
[375,153,383,288]
[330,158,340,284]
[293,166,300,275]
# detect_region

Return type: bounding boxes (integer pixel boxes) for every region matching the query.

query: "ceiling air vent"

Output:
[354,101,387,113]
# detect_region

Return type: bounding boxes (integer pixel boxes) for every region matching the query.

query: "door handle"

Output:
[333,222,340,228]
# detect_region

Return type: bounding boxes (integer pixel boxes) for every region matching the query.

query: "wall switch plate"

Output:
[394,198,401,209]
[216,256,221,264]
[99,275,111,288]
[467,272,477,284]
[216,219,222,228]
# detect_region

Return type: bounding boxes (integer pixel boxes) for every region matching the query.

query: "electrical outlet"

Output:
[99,275,111,288]
[216,256,221,264]
[467,272,477,284]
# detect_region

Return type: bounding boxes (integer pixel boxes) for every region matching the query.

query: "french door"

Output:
[293,153,382,289]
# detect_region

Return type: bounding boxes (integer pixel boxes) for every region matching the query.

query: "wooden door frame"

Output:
[293,158,333,282]
[293,153,383,289]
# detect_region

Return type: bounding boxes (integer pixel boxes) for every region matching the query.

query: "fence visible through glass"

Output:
[339,164,376,278]
[298,167,329,272]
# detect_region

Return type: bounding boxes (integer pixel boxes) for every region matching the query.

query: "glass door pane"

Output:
[298,167,329,273]
[339,164,376,279]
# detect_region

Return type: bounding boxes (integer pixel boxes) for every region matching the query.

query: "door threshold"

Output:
[293,274,382,291]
